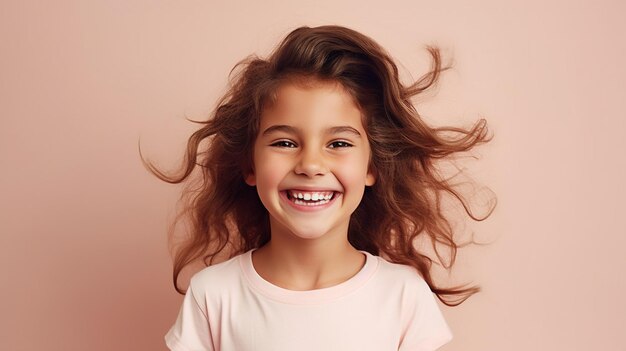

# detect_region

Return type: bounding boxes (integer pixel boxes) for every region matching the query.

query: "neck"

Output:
[251,225,365,291]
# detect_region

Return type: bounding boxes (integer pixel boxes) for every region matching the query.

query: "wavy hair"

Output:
[143,25,496,306]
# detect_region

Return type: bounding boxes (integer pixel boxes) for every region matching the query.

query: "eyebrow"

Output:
[261,125,362,138]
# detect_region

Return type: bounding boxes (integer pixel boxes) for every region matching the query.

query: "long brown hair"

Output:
[143,25,496,306]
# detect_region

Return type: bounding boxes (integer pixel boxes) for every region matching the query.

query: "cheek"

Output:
[254,155,289,189]
[335,153,371,188]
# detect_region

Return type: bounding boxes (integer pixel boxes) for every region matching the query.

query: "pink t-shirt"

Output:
[165,249,453,351]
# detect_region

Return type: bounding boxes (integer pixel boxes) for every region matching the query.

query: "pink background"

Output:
[1,1,624,350]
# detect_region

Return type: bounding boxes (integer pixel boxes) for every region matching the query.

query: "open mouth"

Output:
[284,190,338,206]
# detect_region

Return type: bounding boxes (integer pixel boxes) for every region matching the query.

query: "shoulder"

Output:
[373,255,432,293]
[372,257,453,350]
[188,252,246,298]
[369,255,438,312]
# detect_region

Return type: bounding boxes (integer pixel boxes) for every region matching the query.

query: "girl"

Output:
[148,25,495,351]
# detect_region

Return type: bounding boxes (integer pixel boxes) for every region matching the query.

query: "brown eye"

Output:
[271,140,297,148]
[328,141,353,148]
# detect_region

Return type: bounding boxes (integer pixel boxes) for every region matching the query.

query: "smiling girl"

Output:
[147,25,495,351]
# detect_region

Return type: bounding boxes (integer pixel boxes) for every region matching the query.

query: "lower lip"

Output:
[279,191,341,212]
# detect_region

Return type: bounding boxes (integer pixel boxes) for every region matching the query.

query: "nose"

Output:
[294,147,327,177]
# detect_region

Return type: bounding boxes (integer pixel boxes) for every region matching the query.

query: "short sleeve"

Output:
[164,281,215,351]
[398,278,453,351]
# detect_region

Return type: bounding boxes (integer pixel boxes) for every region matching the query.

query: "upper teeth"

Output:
[288,191,334,201]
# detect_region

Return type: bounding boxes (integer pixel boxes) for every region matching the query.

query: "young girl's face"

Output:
[246,80,376,242]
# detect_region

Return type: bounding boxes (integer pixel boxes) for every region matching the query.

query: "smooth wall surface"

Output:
[1,1,624,350]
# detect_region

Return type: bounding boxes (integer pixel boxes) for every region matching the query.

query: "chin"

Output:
[289,227,329,240]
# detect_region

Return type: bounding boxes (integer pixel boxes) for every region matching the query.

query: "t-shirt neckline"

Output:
[239,248,379,305]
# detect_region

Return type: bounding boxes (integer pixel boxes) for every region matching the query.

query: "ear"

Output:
[365,168,376,186]
[245,172,256,186]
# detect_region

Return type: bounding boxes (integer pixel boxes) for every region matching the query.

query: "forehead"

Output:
[260,80,364,130]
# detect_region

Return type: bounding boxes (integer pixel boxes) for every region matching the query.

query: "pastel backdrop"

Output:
[1,0,624,350]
